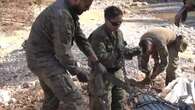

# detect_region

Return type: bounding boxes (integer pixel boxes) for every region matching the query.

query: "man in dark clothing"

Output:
[25,0,107,110]
[88,6,141,110]
[138,27,187,85]
[175,0,195,26]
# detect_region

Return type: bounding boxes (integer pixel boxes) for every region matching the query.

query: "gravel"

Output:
[0,1,195,109]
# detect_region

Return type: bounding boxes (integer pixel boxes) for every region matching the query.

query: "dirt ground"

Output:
[0,1,195,110]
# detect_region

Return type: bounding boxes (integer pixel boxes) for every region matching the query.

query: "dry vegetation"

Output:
[0,0,55,33]
[0,0,34,32]
[0,0,195,110]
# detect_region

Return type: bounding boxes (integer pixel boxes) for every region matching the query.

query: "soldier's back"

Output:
[141,27,176,45]
[26,1,73,57]
[88,25,106,43]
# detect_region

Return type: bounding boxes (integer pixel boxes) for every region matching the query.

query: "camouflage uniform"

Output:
[25,0,94,110]
[88,25,137,110]
[138,28,187,85]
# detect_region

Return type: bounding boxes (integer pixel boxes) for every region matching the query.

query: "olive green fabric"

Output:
[38,73,85,110]
[25,0,94,109]
[138,28,187,85]
[88,24,139,110]
[26,0,94,75]
[88,24,135,69]
[89,69,126,110]
[165,44,179,86]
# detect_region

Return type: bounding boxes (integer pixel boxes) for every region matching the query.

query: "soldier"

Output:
[88,6,141,110]
[24,0,107,110]
[175,0,195,26]
[138,27,187,86]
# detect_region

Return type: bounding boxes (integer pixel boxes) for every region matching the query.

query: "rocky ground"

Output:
[0,0,195,110]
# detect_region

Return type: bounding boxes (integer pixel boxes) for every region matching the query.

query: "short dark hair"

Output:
[104,6,123,20]
[139,39,152,53]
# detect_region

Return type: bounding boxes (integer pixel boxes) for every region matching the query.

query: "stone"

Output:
[0,90,11,106]
[22,82,30,89]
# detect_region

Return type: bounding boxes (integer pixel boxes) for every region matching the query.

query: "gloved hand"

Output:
[126,47,142,59]
[76,69,89,82]
[92,61,107,74]
[138,62,151,75]
[140,76,152,85]
[140,68,151,75]
[132,47,142,56]
[151,65,162,80]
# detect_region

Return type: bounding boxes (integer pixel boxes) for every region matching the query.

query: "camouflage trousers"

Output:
[166,45,179,85]
[26,56,85,110]
[38,73,85,110]
[88,69,126,110]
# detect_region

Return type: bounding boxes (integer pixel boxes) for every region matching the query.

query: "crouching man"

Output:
[138,27,187,85]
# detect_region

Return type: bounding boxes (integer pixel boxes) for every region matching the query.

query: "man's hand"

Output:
[140,76,152,85]
[140,68,151,75]
[138,62,151,76]
[126,78,145,88]
[151,65,162,80]
[132,47,142,56]
[77,69,89,82]
[126,47,142,59]
[88,53,107,74]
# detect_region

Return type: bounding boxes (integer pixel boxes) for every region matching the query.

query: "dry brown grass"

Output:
[0,0,54,33]
[0,0,34,33]
[33,0,54,5]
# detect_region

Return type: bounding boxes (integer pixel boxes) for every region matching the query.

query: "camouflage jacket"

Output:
[25,0,94,74]
[138,28,177,73]
[88,24,137,70]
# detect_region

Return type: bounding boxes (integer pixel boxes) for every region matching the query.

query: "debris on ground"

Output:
[0,0,195,110]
